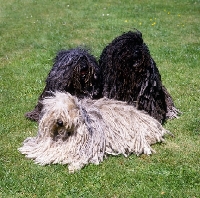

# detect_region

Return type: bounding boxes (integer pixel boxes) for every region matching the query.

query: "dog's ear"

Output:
[70,108,79,122]
[38,113,55,138]
[66,93,79,106]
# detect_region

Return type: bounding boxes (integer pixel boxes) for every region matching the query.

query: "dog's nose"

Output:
[57,120,63,127]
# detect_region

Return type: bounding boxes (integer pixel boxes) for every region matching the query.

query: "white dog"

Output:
[19,92,172,173]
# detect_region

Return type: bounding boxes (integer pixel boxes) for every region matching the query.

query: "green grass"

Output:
[0,0,199,197]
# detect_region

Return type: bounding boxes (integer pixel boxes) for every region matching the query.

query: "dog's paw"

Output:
[68,162,85,173]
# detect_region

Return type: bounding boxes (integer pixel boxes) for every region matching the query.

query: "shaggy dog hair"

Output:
[25,30,180,124]
[25,47,101,122]
[19,92,172,173]
[99,30,180,123]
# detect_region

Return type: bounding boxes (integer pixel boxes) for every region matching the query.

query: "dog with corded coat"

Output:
[25,48,101,122]
[19,92,172,173]
[25,31,180,124]
[99,30,180,123]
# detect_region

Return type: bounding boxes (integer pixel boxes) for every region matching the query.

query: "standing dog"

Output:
[99,30,180,123]
[25,48,101,122]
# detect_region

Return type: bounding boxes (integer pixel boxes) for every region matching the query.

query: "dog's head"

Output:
[52,48,101,98]
[38,92,80,141]
[99,30,151,73]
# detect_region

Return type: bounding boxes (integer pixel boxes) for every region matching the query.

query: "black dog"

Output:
[99,30,179,123]
[26,31,179,123]
[25,48,101,122]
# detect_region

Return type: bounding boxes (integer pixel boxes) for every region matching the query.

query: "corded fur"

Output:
[19,92,172,173]
[99,30,180,123]
[25,47,101,122]
[25,30,180,123]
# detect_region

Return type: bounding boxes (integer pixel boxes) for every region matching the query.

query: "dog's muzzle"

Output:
[53,119,73,141]
[57,120,63,127]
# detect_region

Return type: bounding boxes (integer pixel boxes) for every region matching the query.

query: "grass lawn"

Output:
[0,0,199,197]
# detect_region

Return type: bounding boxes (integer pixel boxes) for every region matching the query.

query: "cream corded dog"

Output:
[19,92,172,173]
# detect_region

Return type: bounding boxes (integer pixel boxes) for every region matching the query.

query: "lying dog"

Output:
[19,92,172,173]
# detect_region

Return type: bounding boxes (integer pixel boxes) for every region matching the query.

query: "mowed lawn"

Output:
[0,0,199,197]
